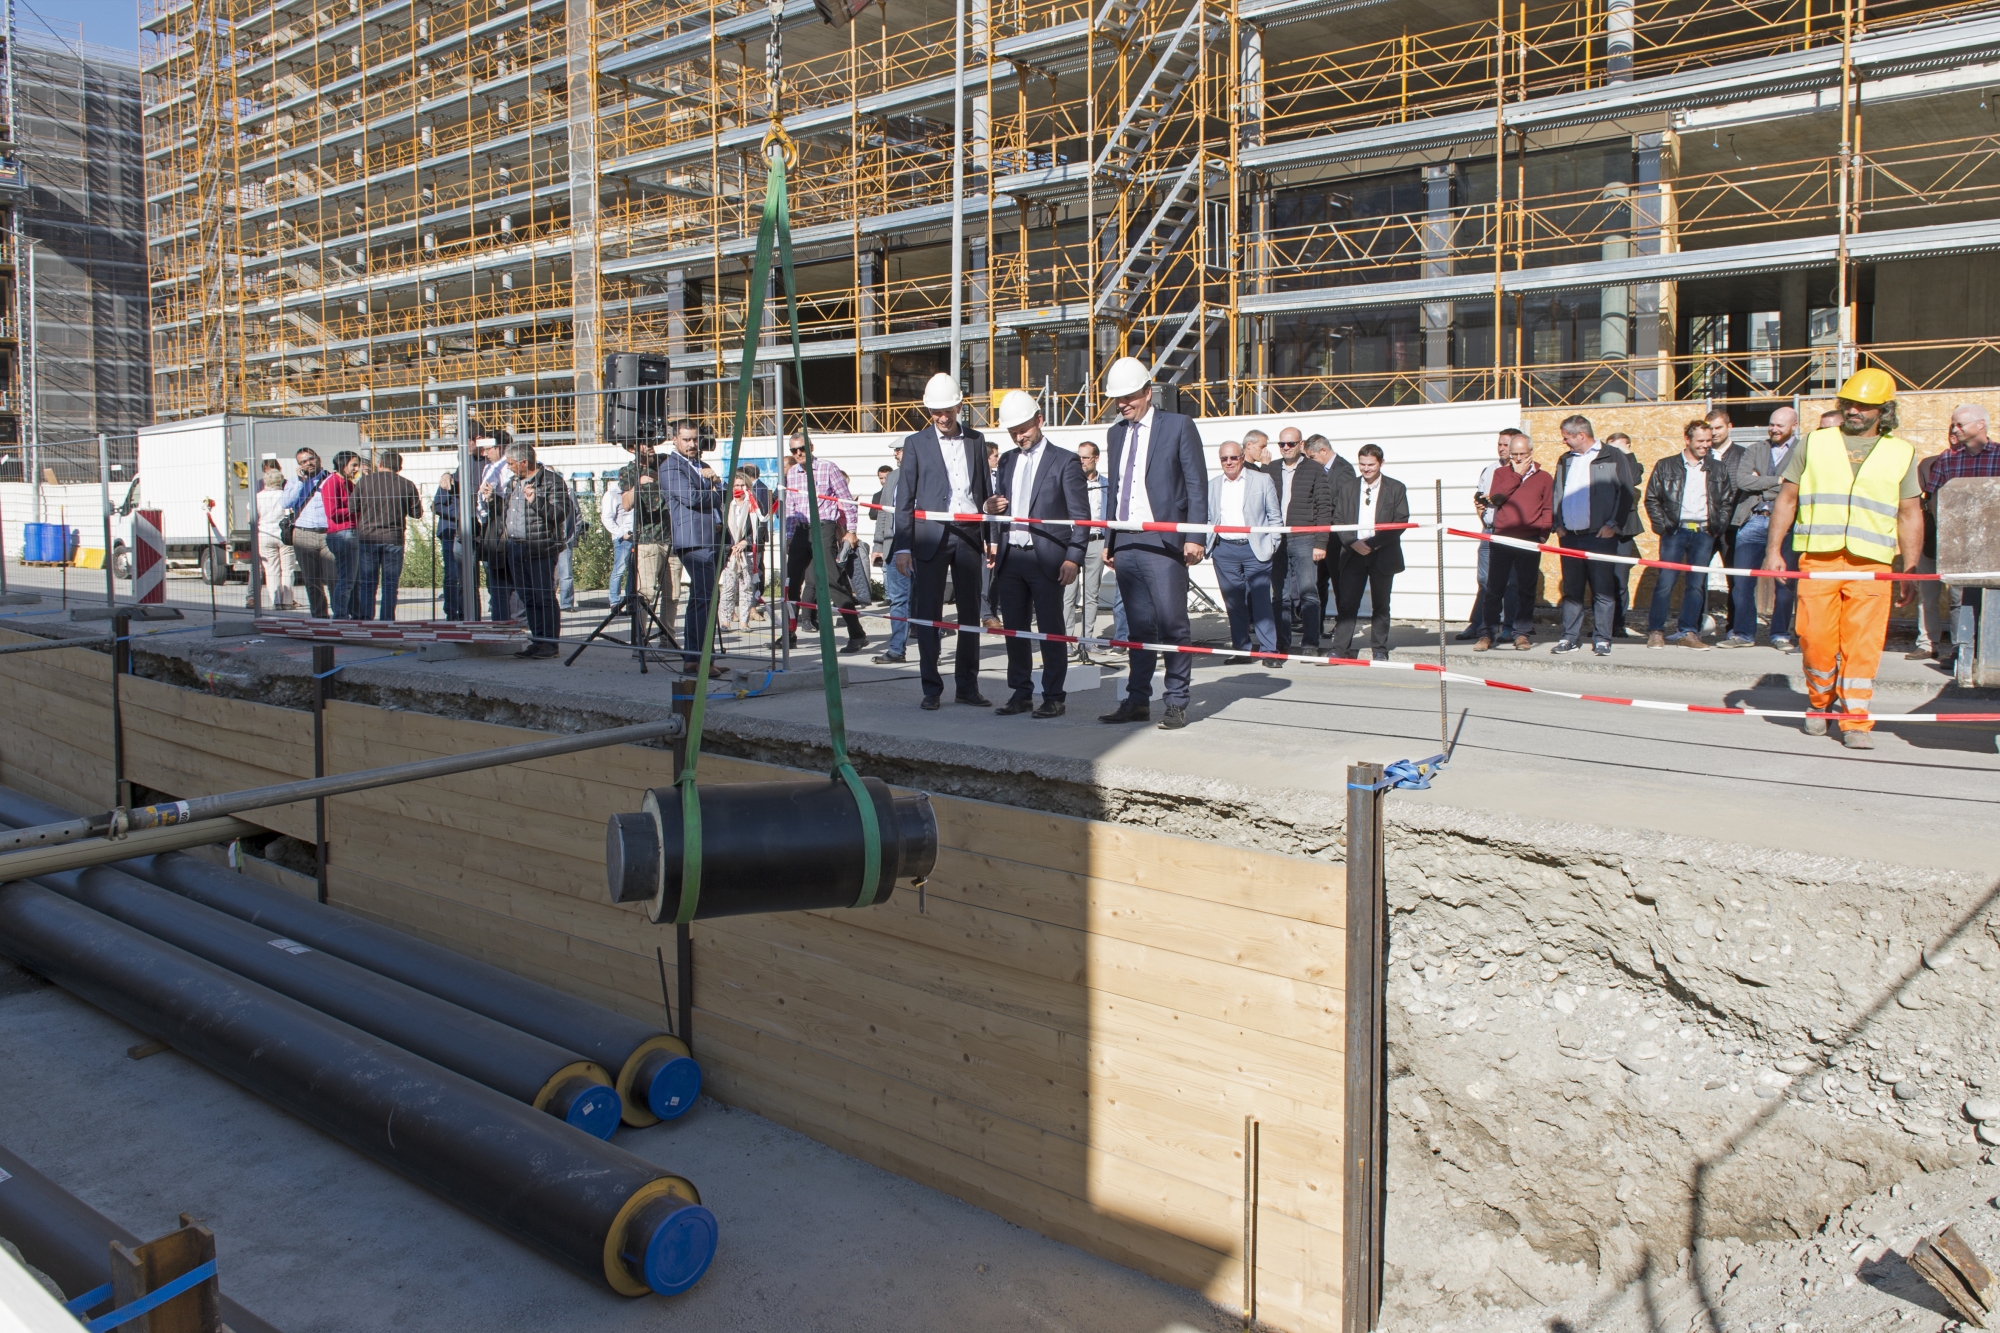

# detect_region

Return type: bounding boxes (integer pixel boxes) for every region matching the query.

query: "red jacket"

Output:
[1488,463,1552,540]
[322,471,356,533]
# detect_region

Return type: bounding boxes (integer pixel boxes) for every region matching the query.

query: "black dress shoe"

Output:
[955,691,992,707]
[1032,700,1065,719]
[919,696,941,711]
[994,697,1033,716]
[1098,698,1150,724]
[871,651,906,664]
[839,637,870,655]
[1454,627,1481,641]
[1157,705,1189,730]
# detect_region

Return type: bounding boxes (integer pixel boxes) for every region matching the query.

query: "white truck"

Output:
[120,415,363,582]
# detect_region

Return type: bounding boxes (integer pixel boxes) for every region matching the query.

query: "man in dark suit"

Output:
[1266,427,1333,654]
[1307,435,1352,637]
[983,391,1089,718]
[893,372,993,710]
[1330,443,1410,661]
[1098,356,1209,730]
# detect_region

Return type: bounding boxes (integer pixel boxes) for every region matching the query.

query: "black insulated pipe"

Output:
[0,850,624,1140]
[606,777,938,924]
[0,881,718,1297]
[0,1143,284,1333]
[0,785,699,1128]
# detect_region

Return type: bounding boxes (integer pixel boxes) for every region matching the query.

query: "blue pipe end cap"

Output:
[646,1055,702,1121]
[640,1203,718,1296]
[565,1084,624,1140]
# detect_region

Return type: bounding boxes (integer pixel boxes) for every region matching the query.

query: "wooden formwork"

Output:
[0,629,1351,1331]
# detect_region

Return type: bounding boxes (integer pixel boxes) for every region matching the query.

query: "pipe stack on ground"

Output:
[0,786,700,1127]
[0,842,623,1139]
[0,880,718,1297]
[0,1143,285,1333]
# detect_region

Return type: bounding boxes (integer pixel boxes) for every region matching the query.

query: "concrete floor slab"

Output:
[0,965,1239,1333]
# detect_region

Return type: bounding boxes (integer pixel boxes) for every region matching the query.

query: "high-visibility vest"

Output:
[1792,427,1913,563]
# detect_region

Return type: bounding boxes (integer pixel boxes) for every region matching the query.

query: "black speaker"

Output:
[604,353,670,444]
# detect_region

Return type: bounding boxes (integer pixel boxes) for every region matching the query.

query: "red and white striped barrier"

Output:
[796,603,2000,724]
[252,616,529,645]
[133,509,166,604]
[1453,528,2000,583]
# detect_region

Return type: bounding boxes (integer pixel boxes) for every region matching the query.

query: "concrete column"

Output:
[666,268,687,417]
[971,0,990,178]
[1420,163,1455,404]
[1239,24,1264,150]
[565,0,601,444]
[858,249,882,431]
[1605,0,1634,83]
[1597,183,1631,403]
[1630,130,1675,402]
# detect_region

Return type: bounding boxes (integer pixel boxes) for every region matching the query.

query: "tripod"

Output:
[564,542,681,673]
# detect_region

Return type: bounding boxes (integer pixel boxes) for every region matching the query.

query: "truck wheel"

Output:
[198,546,230,585]
[112,544,132,580]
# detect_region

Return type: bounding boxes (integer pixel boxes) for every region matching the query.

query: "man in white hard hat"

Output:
[982,390,1089,718]
[1098,356,1209,730]
[894,371,994,709]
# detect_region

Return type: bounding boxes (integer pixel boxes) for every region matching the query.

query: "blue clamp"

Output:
[1349,753,1448,792]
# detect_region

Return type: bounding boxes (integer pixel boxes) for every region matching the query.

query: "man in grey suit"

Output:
[1098,356,1209,730]
[984,391,1089,717]
[1208,441,1284,666]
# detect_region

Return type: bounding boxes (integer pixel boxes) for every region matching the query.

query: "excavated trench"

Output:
[98,635,2000,1322]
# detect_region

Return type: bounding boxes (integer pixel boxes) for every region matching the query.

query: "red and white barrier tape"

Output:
[253,616,529,644]
[796,603,1999,724]
[834,496,2000,582]
[1453,528,2000,583]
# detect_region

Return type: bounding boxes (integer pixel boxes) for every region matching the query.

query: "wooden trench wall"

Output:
[0,630,1350,1331]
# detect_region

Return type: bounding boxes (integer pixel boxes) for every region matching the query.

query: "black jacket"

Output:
[991,442,1089,578]
[1265,457,1333,554]
[1332,473,1410,575]
[474,465,579,556]
[1103,410,1209,557]
[895,424,992,562]
[1550,445,1636,536]
[1644,452,1738,538]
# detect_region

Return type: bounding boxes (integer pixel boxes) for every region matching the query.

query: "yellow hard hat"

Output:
[1835,367,1895,406]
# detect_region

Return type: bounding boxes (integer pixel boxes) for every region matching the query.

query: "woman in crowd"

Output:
[717,467,767,631]
[323,450,364,618]
[253,460,296,609]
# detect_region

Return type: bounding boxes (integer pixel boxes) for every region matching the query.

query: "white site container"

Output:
[124,415,361,581]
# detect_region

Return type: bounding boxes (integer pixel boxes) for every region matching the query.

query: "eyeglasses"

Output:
[1218,454,1243,462]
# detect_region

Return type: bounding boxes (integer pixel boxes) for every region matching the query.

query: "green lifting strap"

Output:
[671,150,883,926]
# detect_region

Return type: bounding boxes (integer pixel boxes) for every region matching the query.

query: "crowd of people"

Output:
[248,371,1992,733]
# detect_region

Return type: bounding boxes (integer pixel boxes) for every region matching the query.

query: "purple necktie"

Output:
[1117,422,1140,521]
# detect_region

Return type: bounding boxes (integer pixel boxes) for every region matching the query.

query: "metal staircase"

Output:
[1091,2,1222,182]
[1094,155,1217,321]
[1146,305,1225,383]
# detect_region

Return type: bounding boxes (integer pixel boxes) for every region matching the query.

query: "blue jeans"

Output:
[556,547,576,610]
[1215,540,1277,653]
[610,536,633,603]
[881,554,911,655]
[1648,526,1714,635]
[327,528,361,618]
[355,541,405,620]
[441,536,463,620]
[1728,516,1796,640]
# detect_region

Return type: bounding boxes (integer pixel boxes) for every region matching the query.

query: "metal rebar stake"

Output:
[1435,479,1448,752]
[313,643,333,904]
[1343,761,1386,1333]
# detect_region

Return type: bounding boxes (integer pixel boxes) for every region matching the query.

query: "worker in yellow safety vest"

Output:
[1762,368,1924,750]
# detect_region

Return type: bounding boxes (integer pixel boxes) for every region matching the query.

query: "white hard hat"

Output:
[921,373,963,410]
[995,389,1042,431]
[1102,356,1151,399]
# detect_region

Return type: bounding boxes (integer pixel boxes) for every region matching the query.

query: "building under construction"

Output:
[142,0,2000,441]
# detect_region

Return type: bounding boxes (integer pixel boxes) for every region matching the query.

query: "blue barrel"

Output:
[63,528,79,562]
[21,522,50,562]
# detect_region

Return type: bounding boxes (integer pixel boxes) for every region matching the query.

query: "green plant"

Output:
[570,509,613,591]
[401,520,440,588]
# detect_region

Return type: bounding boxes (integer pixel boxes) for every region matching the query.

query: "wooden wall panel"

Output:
[0,665,1350,1331]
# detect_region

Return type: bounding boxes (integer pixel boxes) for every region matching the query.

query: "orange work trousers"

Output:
[1794,549,1893,732]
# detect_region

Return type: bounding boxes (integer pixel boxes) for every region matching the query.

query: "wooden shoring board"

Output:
[0,672,1351,1331]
